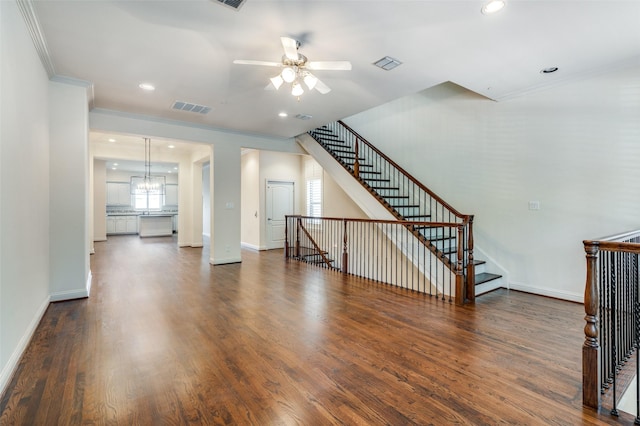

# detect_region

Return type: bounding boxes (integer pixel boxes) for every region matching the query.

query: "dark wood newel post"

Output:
[342,219,349,274]
[354,139,360,178]
[295,217,301,258]
[455,224,465,305]
[583,241,601,409]
[466,215,475,303]
[284,216,289,258]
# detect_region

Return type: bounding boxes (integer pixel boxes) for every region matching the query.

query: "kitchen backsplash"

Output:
[107,207,178,214]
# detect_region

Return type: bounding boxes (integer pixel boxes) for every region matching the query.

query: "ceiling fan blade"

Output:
[280,37,299,61]
[307,61,352,71]
[233,60,282,67]
[314,79,331,94]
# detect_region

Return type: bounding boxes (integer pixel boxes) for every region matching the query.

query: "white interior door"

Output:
[266,181,294,249]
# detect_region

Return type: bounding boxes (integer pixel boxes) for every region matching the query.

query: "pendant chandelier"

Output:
[130,138,165,195]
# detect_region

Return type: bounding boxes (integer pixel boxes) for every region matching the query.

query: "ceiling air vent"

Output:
[295,114,312,120]
[373,56,402,71]
[171,101,212,115]
[212,0,246,11]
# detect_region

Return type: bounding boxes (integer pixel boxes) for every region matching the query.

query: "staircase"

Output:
[306,121,502,298]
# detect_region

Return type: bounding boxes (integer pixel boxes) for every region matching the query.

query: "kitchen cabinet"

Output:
[165,184,178,206]
[107,182,131,206]
[106,215,138,235]
[106,217,116,234]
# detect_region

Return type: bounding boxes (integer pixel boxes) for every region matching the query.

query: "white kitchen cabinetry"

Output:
[106,217,116,234]
[165,184,178,206]
[126,217,138,233]
[106,215,138,235]
[107,182,131,206]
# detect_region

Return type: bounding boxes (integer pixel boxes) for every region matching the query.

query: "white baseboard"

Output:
[191,243,204,248]
[0,295,50,397]
[86,270,92,297]
[508,281,583,303]
[210,256,242,265]
[50,273,91,302]
[241,242,265,251]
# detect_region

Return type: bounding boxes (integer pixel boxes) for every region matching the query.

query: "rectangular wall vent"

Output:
[212,0,246,10]
[171,101,212,115]
[295,114,312,120]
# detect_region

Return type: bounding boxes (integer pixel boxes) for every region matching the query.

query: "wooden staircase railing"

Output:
[307,121,485,303]
[286,215,467,303]
[583,229,640,418]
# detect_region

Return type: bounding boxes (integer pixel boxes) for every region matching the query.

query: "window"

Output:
[134,190,162,210]
[306,179,322,217]
[304,157,323,218]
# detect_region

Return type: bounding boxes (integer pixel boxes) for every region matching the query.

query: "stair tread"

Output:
[370,186,400,190]
[391,204,420,208]
[363,178,391,182]
[404,214,432,219]
[383,195,410,199]
[475,272,502,285]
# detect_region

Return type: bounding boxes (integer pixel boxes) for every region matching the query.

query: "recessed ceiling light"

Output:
[108,138,116,142]
[173,167,178,170]
[138,83,156,91]
[111,167,117,170]
[278,112,288,117]
[168,170,172,173]
[168,145,175,149]
[541,67,559,74]
[481,0,505,14]
[113,163,118,166]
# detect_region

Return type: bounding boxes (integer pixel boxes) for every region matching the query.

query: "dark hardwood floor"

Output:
[0,235,632,424]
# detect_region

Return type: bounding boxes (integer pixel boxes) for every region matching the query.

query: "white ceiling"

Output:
[31,0,640,139]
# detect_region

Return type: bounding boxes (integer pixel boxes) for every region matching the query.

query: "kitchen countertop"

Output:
[106,212,178,216]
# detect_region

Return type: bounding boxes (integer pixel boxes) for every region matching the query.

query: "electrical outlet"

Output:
[528,201,540,210]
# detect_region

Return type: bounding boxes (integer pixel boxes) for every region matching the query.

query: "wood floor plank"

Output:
[0,235,634,424]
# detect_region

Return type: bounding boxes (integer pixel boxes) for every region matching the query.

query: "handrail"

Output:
[338,120,468,220]
[286,215,470,304]
[307,121,476,303]
[296,217,335,268]
[583,229,640,416]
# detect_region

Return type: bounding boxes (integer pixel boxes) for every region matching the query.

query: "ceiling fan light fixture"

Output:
[303,73,318,90]
[481,0,505,14]
[270,75,284,90]
[281,67,296,83]
[291,82,304,97]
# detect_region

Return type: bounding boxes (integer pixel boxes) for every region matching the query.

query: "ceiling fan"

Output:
[233,37,352,96]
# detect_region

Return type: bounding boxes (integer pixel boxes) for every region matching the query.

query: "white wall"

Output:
[93,160,107,242]
[344,63,640,301]
[202,163,211,237]
[211,144,241,264]
[258,151,303,249]
[241,150,260,249]
[0,0,52,394]
[49,81,91,302]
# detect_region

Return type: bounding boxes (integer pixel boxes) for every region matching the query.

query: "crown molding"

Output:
[16,0,56,78]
